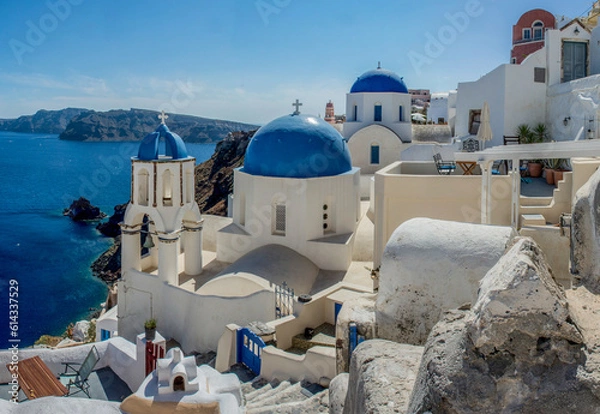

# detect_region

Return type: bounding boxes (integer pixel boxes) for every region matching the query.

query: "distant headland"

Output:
[0,108,258,143]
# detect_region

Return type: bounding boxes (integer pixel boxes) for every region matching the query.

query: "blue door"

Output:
[237,328,266,375]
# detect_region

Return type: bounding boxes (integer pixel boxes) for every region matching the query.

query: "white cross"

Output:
[292,99,302,115]
[158,110,169,125]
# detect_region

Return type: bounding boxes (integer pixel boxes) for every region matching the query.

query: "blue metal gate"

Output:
[237,328,266,375]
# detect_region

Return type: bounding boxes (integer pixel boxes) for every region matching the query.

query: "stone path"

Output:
[228,364,329,413]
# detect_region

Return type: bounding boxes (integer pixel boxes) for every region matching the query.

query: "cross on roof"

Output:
[292,99,303,115]
[158,110,169,125]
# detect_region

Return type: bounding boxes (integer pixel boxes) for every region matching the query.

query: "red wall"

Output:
[511,9,556,64]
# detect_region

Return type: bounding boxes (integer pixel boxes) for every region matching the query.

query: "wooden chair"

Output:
[60,345,100,398]
[433,153,456,175]
[503,135,520,145]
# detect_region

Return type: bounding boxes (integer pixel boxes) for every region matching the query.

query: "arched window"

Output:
[371,144,380,164]
[399,106,403,122]
[533,21,544,40]
[162,169,173,206]
[185,170,193,204]
[138,169,149,206]
[353,104,358,121]
[374,103,382,122]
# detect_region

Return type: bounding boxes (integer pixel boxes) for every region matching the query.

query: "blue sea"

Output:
[0,132,215,348]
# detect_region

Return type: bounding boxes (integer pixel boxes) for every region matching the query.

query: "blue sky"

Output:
[0,0,594,124]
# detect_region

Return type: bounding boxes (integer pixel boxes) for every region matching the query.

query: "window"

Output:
[374,104,382,122]
[523,28,531,40]
[353,105,358,121]
[563,41,588,82]
[100,329,111,341]
[533,21,544,40]
[534,67,546,83]
[162,169,173,206]
[399,106,403,122]
[469,110,481,135]
[273,204,286,235]
[511,57,517,64]
[371,144,380,164]
[138,169,149,206]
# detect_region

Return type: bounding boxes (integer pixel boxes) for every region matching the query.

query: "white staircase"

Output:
[242,377,329,413]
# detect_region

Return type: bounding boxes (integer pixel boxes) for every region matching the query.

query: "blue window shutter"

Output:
[371,145,380,164]
[374,105,382,122]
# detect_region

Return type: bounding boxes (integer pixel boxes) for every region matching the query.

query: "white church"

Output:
[113,108,369,354]
[342,64,413,174]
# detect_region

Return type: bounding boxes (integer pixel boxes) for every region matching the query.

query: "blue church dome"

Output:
[243,114,352,178]
[138,123,189,161]
[350,68,408,94]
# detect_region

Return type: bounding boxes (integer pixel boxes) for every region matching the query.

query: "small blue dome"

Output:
[138,124,189,161]
[350,68,408,94]
[243,114,352,179]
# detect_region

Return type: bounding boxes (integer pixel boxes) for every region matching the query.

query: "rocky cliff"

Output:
[59,108,258,143]
[194,130,255,215]
[0,108,87,134]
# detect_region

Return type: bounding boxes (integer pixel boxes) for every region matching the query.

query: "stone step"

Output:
[246,380,291,405]
[244,379,279,402]
[246,382,306,409]
[246,388,329,414]
[241,377,269,396]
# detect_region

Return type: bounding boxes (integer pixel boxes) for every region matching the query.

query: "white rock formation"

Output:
[72,320,90,342]
[340,340,423,414]
[335,294,377,373]
[376,218,514,345]
[571,166,600,293]
[408,237,600,413]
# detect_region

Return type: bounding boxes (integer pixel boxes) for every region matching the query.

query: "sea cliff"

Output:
[60,108,257,143]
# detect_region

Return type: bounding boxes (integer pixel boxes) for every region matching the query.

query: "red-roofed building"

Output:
[511,9,557,64]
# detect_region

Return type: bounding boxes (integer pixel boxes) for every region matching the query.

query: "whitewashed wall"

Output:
[343,92,413,142]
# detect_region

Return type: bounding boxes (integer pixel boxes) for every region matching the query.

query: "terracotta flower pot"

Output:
[553,170,564,185]
[545,168,555,185]
[528,162,543,178]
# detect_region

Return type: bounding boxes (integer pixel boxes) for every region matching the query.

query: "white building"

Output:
[455,15,598,146]
[118,121,204,343]
[117,113,363,353]
[218,113,360,270]
[427,92,449,124]
[343,66,413,174]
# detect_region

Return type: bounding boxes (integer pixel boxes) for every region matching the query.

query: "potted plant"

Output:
[543,159,561,185]
[552,159,569,185]
[517,124,546,178]
[144,318,156,341]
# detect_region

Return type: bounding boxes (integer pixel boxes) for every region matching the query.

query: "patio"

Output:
[0,366,131,403]
[520,177,555,197]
